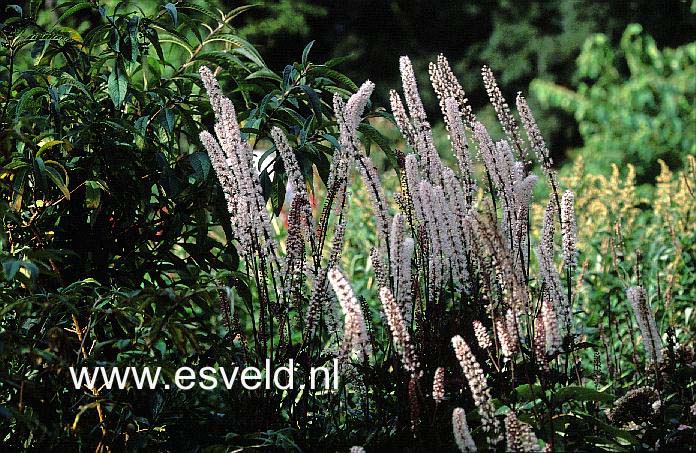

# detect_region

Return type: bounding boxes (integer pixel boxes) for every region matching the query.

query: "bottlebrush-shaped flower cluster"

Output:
[198,53,692,451]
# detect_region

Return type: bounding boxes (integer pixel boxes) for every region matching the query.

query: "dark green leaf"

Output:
[579,414,639,445]
[553,386,615,405]
[109,28,120,53]
[127,15,140,62]
[512,384,545,403]
[144,27,164,62]
[30,39,48,59]
[189,152,211,182]
[2,258,39,280]
[56,2,92,24]
[15,87,45,122]
[301,40,315,66]
[358,123,397,169]
[246,69,282,82]
[6,5,22,16]
[299,84,322,124]
[108,59,128,108]
[3,260,22,280]
[33,157,48,192]
[85,180,105,209]
[11,168,28,211]
[160,108,174,133]
[324,55,353,68]
[282,65,294,90]
[309,66,358,91]
[178,4,226,26]
[164,3,178,27]
[44,165,70,200]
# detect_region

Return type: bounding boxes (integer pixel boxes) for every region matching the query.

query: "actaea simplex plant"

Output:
[198,54,693,450]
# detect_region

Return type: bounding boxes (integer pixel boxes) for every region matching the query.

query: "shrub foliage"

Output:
[532,24,696,179]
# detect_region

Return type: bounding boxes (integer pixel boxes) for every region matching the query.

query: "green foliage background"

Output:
[533,24,696,180]
[0,1,380,448]
[244,0,695,169]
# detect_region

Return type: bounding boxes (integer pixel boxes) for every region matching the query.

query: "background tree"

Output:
[243,0,696,163]
[532,24,696,180]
